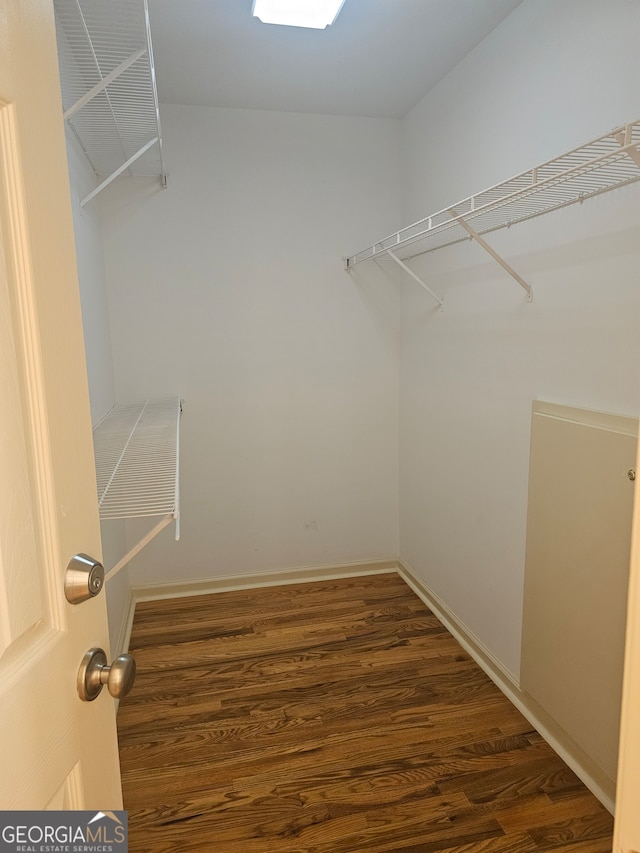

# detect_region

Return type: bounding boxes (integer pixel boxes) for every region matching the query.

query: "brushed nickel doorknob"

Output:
[77,647,136,702]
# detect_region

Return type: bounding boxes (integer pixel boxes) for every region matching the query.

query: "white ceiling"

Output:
[147,0,524,119]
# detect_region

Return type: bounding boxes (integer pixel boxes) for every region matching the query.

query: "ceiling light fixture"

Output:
[252,0,345,30]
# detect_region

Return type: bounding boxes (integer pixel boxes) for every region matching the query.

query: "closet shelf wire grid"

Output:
[94,399,181,523]
[345,119,640,269]
[54,0,165,201]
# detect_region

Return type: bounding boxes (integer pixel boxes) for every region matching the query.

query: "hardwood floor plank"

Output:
[528,810,615,848]
[495,790,610,834]
[117,573,613,852]
[416,834,540,853]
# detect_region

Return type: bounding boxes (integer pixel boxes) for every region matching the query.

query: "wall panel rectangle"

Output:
[521,401,637,787]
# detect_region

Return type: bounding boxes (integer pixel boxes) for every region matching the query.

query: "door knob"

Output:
[77,647,136,701]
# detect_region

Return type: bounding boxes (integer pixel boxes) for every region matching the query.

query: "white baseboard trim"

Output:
[130,559,399,603]
[398,560,616,815]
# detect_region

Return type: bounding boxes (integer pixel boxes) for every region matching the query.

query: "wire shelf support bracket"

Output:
[93,398,183,583]
[452,212,533,302]
[80,137,159,208]
[385,248,444,309]
[345,119,640,306]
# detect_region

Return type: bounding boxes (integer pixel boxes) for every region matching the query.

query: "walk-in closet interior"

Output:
[53,0,640,826]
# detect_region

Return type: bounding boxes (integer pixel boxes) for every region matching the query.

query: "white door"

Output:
[0,0,122,808]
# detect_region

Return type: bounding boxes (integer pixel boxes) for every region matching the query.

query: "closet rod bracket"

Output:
[452,212,533,302]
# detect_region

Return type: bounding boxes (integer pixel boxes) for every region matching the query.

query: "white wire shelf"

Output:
[54,0,166,206]
[93,398,182,582]
[345,119,640,306]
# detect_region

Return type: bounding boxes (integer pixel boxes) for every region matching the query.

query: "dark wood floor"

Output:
[116,572,613,852]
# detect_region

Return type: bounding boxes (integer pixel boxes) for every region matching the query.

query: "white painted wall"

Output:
[69,0,640,678]
[399,0,640,680]
[99,105,402,586]
[64,134,128,655]
[65,135,116,425]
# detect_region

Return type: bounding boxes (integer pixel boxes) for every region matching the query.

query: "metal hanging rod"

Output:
[345,119,640,306]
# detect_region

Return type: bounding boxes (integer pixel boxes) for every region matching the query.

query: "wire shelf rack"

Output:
[54,0,165,205]
[345,120,640,305]
[93,398,182,582]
